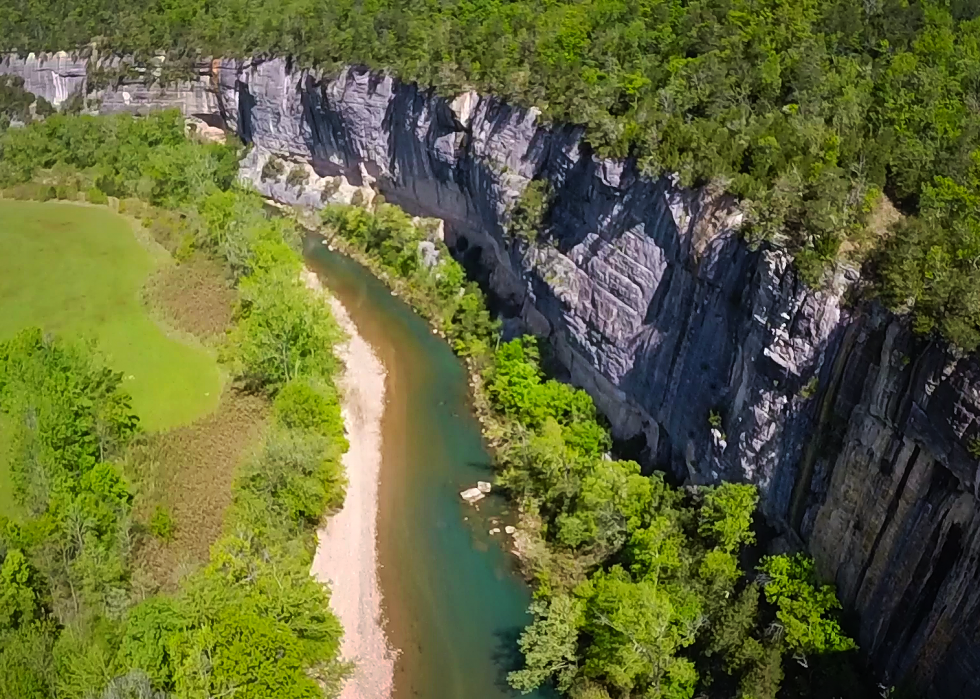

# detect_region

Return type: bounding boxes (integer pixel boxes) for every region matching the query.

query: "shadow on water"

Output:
[491,627,528,693]
[491,626,561,699]
[304,237,550,699]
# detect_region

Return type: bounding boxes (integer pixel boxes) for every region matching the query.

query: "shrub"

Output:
[285,165,308,188]
[239,428,346,528]
[800,377,819,399]
[85,186,108,205]
[260,157,284,183]
[149,506,176,541]
[273,378,345,440]
[319,177,341,202]
[708,410,723,429]
[508,179,551,243]
[969,438,980,460]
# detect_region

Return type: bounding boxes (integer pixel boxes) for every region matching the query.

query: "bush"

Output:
[508,179,551,243]
[239,427,346,528]
[273,378,345,439]
[149,506,176,541]
[85,186,108,204]
[320,177,341,202]
[285,165,308,188]
[260,157,284,183]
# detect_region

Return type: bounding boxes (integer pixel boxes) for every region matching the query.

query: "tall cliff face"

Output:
[0,52,218,114]
[4,53,980,697]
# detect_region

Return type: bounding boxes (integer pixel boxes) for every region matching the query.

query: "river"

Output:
[304,239,551,699]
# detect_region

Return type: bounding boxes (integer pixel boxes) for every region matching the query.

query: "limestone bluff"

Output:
[4,51,980,699]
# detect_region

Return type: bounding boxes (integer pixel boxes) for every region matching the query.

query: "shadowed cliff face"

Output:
[5,52,980,697]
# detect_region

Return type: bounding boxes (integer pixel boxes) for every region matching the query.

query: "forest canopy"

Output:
[3,0,980,347]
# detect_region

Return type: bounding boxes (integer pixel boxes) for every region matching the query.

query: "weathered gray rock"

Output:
[1,52,217,114]
[1,52,87,106]
[417,240,439,269]
[4,54,980,697]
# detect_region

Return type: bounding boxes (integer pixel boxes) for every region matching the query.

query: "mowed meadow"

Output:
[0,199,221,429]
[0,197,265,588]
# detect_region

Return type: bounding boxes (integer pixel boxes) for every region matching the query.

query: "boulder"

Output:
[460,487,484,504]
[477,481,492,493]
[418,240,440,269]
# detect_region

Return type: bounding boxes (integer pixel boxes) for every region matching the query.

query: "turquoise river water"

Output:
[305,239,552,699]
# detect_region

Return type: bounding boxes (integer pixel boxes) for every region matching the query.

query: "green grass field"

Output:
[0,200,223,431]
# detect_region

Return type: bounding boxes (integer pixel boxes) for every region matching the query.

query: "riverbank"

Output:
[292,208,536,568]
[303,244,545,699]
[304,269,394,699]
[312,230,537,565]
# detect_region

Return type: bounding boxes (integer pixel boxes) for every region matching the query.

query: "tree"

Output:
[0,621,58,699]
[759,555,855,656]
[698,483,759,553]
[556,459,658,554]
[238,427,346,531]
[580,567,701,696]
[0,548,42,629]
[117,598,186,688]
[227,271,341,393]
[878,172,980,350]
[272,378,345,440]
[509,595,585,693]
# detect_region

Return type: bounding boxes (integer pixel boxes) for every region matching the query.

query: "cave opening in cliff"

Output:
[449,234,522,321]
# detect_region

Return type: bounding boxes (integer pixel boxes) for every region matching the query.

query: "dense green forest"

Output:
[322,202,866,699]
[2,0,980,348]
[0,112,350,697]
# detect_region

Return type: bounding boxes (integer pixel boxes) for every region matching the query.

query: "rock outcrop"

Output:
[4,53,980,698]
[0,52,217,114]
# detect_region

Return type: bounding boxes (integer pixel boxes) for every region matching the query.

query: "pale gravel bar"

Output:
[304,269,395,699]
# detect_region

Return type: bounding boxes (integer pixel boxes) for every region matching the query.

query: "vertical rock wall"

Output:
[4,53,980,697]
[0,52,217,114]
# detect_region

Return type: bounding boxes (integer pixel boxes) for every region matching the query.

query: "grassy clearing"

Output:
[127,390,270,593]
[0,200,222,430]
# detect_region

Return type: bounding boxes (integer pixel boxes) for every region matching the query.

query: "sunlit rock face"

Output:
[5,53,980,698]
[0,52,217,114]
